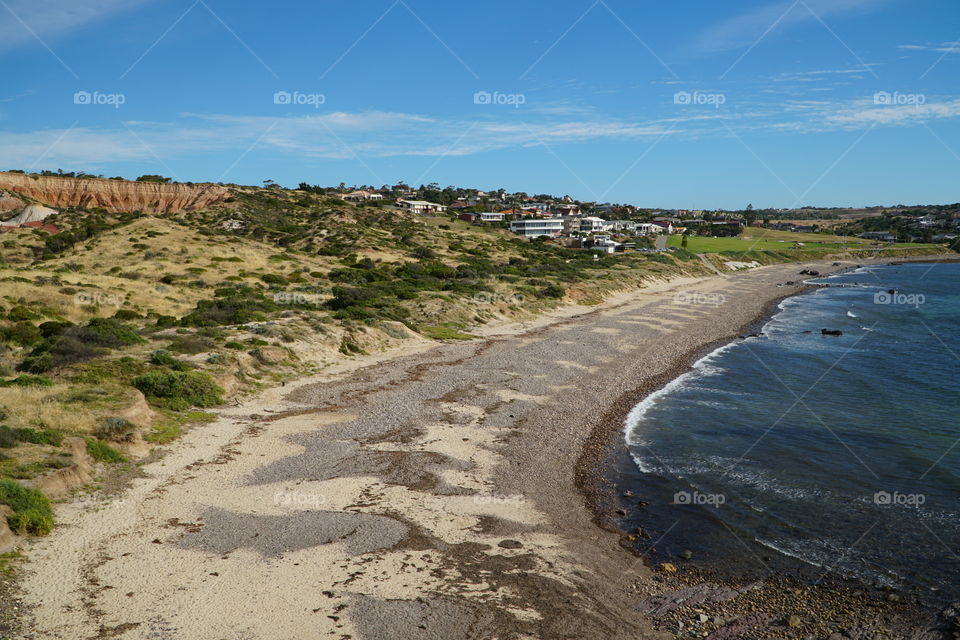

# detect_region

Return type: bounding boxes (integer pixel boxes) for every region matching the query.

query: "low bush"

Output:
[165,335,214,355]
[0,478,54,535]
[132,370,224,410]
[0,426,63,447]
[0,375,53,388]
[84,437,126,463]
[94,417,136,442]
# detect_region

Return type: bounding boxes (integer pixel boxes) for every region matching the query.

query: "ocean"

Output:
[621,262,960,598]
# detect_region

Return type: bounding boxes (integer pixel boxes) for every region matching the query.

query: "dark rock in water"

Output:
[679,550,693,560]
[623,490,634,498]
[821,329,843,336]
[615,508,627,516]
[497,539,523,549]
[637,500,649,508]
[803,330,813,334]
[887,289,896,294]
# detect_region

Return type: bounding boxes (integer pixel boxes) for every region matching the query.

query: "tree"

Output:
[681,235,689,249]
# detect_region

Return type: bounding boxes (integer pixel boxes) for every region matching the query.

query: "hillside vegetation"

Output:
[0,182,722,537]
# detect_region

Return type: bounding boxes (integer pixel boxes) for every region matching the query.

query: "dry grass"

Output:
[0,387,99,433]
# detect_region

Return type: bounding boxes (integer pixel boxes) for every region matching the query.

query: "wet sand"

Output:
[13,258,956,639]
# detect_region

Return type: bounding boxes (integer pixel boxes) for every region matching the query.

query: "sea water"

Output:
[624,262,960,596]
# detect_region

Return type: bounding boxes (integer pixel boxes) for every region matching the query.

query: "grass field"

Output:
[666,235,859,253]
[740,227,863,244]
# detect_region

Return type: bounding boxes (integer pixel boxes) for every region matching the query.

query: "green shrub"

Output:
[0,322,42,347]
[132,370,224,410]
[165,335,214,355]
[38,320,72,339]
[113,309,141,321]
[20,318,145,373]
[0,428,16,448]
[0,426,63,447]
[540,284,565,299]
[0,478,54,535]
[7,306,40,322]
[84,438,126,463]
[0,375,53,388]
[75,318,145,348]
[94,417,135,442]
[223,341,245,350]
[260,273,288,286]
[150,349,177,366]
[180,286,279,327]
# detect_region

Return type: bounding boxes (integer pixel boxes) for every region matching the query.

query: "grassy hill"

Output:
[0,183,719,531]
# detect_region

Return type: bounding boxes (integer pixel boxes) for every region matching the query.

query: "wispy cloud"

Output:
[2,96,959,171]
[0,0,151,51]
[898,42,960,54]
[0,111,678,169]
[692,0,888,53]
[824,98,960,127]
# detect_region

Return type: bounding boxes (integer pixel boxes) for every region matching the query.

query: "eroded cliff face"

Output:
[0,173,230,213]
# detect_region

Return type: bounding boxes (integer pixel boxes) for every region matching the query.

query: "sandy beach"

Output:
[12,258,956,639]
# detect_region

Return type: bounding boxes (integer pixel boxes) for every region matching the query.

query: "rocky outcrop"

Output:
[2,203,57,225]
[0,173,230,213]
[0,193,23,214]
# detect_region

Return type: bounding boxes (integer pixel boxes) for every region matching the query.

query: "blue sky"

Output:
[0,0,958,209]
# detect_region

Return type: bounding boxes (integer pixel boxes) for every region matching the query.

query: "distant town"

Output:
[306,181,960,254]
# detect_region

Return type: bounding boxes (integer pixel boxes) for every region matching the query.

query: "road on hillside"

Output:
[654,234,668,250]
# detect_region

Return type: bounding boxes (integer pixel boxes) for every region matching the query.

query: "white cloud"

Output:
[898,42,960,54]
[0,0,151,50]
[2,96,959,171]
[692,0,888,53]
[0,111,679,169]
[825,99,960,127]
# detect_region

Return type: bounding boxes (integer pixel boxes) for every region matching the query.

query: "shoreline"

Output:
[581,257,960,637]
[9,255,959,639]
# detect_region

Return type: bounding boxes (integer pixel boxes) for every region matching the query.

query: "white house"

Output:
[397,199,447,215]
[579,216,608,234]
[478,212,505,222]
[510,219,563,238]
[341,190,384,202]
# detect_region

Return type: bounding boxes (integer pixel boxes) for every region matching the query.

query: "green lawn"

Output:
[666,235,857,253]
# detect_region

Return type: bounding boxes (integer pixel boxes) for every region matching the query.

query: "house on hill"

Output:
[397,199,447,214]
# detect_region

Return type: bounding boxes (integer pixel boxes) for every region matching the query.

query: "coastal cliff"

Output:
[0,172,229,213]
